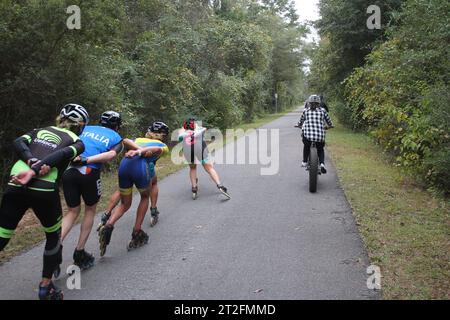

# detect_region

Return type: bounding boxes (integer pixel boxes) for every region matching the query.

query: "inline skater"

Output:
[59,111,123,272]
[178,117,230,200]
[0,104,87,300]
[98,121,169,256]
[97,134,164,231]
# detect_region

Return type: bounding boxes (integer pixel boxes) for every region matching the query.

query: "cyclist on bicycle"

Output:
[297,95,333,174]
[0,104,87,300]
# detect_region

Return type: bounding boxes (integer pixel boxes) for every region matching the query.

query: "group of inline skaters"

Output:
[0,103,230,300]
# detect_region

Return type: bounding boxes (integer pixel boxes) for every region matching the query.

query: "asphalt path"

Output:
[0,109,378,300]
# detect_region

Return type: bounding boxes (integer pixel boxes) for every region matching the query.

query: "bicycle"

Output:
[295,124,332,193]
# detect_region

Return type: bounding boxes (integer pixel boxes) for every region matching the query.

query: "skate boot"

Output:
[53,265,61,279]
[192,178,198,200]
[38,281,63,300]
[217,184,231,199]
[127,229,149,251]
[53,244,63,279]
[98,224,114,257]
[73,249,95,271]
[149,207,159,227]
[97,211,111,232]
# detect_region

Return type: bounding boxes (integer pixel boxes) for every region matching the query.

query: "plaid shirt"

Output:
[298,107,333,142]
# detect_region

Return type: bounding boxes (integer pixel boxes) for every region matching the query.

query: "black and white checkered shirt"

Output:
[298,107,333,142]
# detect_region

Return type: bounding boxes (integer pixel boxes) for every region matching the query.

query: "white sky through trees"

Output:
[294,0,320,42]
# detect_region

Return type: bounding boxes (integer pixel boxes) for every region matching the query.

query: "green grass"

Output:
[0,107,296,264]
[327,121,450,299]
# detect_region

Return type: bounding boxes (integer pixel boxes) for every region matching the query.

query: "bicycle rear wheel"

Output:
[309,146,318,193]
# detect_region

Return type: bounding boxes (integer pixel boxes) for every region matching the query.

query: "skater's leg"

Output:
[134,187,150,231]
[202,162,230,198]
[150,176,158,209]
[61,206,80,241]
[106,190,121,215]
[75,203,97,250]
[108,193,132,226]
[0,187,29,251]
[75,169,101,249]
[202,163,221,186]
[32,190,63,285]
[61,168,83,241]
[189,164,198,187]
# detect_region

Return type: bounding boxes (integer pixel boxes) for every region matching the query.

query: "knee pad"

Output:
[42,232,62,278]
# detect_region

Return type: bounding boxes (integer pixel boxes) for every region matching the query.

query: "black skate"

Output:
[73,249,95,271]
[97,211,111,232]
[53,244,63,279]
[98,224,114,257]
[217,185,231,199]
[192,178,198,200]
[127,229,149,251]
[53,265,61,279]
[38,281,63,300]
[150,207,159,227]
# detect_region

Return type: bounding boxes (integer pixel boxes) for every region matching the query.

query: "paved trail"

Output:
[0,110,378,300]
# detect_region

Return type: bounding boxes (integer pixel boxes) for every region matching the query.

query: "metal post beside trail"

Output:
[274,93,278,113]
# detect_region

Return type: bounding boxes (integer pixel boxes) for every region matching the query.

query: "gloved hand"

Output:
[72,156,88,166]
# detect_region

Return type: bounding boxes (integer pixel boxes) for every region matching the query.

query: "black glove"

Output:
[27,158,40,167]
[72,156,88,166]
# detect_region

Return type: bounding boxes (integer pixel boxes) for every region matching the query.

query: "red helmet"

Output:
[183,118,196,130]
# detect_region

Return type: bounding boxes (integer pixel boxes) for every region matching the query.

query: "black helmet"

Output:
[60,104,89,125]
[100,111,122,130]
[183,117,196,130]
[148,121,169,135]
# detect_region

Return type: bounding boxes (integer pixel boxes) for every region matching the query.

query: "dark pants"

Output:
[63,168,101,208]
[0,186,62,279]
[302,137,325,164]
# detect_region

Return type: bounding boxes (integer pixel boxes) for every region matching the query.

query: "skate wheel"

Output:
[100,245,106,257]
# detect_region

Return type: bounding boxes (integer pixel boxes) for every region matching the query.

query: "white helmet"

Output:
[60,104,89,125]
[307,95,321,104]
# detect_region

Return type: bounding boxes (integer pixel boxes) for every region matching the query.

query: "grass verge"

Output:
[327,121,450,299]
[0,108,296,264]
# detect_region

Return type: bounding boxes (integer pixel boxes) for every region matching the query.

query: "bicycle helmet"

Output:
[183,118,196,130]
[148,121,170,135]
[100,111,122,130]
[60,104,89,125]
[307,95,321,104]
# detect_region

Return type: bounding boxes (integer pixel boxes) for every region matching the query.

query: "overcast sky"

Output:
[294,0,320,42]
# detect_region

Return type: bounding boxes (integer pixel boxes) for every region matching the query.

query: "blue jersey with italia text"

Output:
[79,125,123,170]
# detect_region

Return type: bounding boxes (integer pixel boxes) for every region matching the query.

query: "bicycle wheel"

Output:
[309,145,318,193]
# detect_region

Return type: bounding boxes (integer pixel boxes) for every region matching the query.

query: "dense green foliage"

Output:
[0,0,308,187]
[308,0,450,194]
